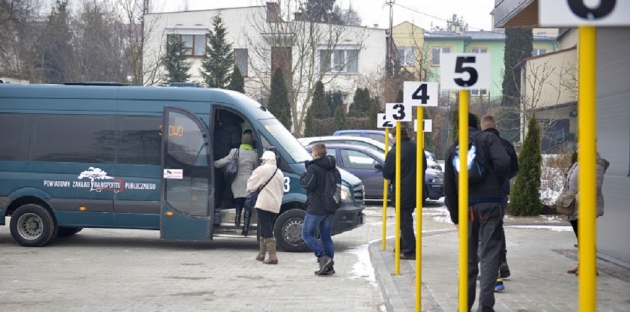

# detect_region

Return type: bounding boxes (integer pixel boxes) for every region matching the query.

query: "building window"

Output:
[397,47,416,66]
[167,34,206,56]
[471,48,488,54]
[431,46,451,66]
[532,48,547,56]
[471,89,488,96]
[319,49,359,73]
[234,49,248,76]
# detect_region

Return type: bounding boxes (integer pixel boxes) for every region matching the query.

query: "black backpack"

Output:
[451,131,490,184]
[320,168,342,212]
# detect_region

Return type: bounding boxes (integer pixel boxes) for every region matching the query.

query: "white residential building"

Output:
[143,3,387,133]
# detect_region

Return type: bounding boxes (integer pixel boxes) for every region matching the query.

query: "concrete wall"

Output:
[596,27,630,267]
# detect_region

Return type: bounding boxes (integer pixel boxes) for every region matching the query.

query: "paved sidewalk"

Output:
[371,211,630,312]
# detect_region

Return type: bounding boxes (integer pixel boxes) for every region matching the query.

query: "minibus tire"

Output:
[273,208,309,252]
[57,227,83,238]
[10,204,57,247]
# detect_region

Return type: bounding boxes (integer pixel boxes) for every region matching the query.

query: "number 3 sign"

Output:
[440,53,491,90]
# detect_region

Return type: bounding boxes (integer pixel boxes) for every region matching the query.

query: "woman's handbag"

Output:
[245,169,278,210]
[222,149,239,184]
[555,189,577,215]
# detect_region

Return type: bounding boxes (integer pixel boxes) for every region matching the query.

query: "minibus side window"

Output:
[118,116,161,165]
[0,114,30,161]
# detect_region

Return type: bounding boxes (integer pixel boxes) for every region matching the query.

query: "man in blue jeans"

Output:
[300,143,339,276]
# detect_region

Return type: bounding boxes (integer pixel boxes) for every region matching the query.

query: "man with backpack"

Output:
[300,143,341,276]
[444,113,511,312]
[381,125,426,260]
[481,114,519,292]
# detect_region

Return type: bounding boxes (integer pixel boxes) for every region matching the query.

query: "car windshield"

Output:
[259,118,311,162]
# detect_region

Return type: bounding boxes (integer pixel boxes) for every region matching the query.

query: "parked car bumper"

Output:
[426,182,444,200]
[331,201,364,235]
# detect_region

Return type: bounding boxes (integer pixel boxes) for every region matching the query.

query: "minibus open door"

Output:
[160,107,214,241]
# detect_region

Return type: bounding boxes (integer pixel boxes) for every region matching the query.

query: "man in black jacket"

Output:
[444,113,510,312]
[300,143,340,276]
[381,125,427,260]
[213,111,243,209]
[481,114,519,288]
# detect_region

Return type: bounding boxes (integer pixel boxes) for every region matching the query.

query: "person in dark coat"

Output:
[481,114,518,290]
[300,143,341,275]
[381,125,427,260]
[444,113,511,312]
[213,111,243,209]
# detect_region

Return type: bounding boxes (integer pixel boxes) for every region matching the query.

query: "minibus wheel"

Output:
[273,208,309,252]
[57,227,83,238]
[10,204,57,247]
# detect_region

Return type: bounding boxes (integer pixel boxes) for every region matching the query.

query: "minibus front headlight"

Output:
[340,185,351,201]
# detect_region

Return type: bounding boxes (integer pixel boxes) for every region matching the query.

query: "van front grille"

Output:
[353,183,365,206]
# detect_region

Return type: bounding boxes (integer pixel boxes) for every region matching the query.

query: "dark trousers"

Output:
[400,207,416,256]
[257,208,275,239]
[467,202,503,312]
[235,197,247,213]
[570,219,578,238]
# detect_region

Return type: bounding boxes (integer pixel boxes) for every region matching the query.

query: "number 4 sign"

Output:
[404,81,438,106]
[440,53,491,90]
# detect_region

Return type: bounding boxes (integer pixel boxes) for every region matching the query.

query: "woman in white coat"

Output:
[247,151,285,264]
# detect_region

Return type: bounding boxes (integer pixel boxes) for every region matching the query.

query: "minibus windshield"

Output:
[259,118,311,163]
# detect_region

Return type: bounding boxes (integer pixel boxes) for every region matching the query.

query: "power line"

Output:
[393,2,485,31]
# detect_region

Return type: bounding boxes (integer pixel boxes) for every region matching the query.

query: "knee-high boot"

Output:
[263,238,278,264]
[256,239,266,261]
[242,209,251,236]
[235,204,243,227]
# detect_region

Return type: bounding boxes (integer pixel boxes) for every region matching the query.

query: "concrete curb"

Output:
[369,242,407,312]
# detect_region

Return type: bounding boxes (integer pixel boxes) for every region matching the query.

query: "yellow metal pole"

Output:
[578,25,597,312]
[394,121,402,275]
[416,107,424,312]
[458,90,469,312]
[382,127,390,251]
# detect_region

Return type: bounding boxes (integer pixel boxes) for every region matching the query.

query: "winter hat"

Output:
[468,113,479,129]
[260,151,276,161]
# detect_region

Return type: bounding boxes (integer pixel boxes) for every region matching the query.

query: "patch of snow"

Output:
[346,243,378,288]
[508,225,573,232]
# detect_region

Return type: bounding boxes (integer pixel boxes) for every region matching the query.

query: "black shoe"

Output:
[322,265,335,275]
[241,211,251,236]
[315,256,333,275]
[400,254,416,260]
[499,263,511,279]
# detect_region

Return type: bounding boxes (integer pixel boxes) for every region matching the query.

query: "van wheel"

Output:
[57,227,83,238]
[273,209,309,252]
[10,204,56,247]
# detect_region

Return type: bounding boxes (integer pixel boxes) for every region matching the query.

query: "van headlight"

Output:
[340,185,351,201]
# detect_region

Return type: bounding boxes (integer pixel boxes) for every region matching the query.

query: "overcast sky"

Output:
[155,0,497,31]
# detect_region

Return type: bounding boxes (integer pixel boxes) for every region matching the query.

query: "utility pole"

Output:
[386,0,395,77]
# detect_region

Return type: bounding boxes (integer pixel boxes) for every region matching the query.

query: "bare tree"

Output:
[241,0,371,135]
[0,0,45,80]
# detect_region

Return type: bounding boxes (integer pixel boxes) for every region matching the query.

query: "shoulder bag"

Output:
[555,189,577,216]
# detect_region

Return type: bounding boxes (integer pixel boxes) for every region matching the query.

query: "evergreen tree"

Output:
[333,106,347,131]
[162,36,192,83]
[509,116,542,216]
[368,103,379,130]
[326,91,344,117]
[501,28,533,143]
[310,81,330,118]
[305,0,343,24]
[395,89,403,102]
[199,14,233,88]
[303,108,315,137]
[227,65,245,93]
[268,68,292,130]
[348,88,372,117]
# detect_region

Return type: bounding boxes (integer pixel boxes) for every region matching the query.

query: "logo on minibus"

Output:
[42,167,156,193]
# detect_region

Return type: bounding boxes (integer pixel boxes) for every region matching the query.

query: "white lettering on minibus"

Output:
[44,180,71,187]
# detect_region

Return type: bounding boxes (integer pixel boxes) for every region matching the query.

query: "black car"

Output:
[306,143,444,202]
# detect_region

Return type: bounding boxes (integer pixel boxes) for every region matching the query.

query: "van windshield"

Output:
[259,118,312,162]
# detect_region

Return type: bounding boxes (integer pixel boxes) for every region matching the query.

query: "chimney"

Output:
[266,2,280,23]
[455,25,461,34]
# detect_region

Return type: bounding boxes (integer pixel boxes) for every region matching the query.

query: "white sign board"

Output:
[440,53,491,90]
[163,169,183,179]
[377,113,394,129]
[403,81,439,106]
[385,103,412,122]
[540,0,630,26]
[414,119,433,133]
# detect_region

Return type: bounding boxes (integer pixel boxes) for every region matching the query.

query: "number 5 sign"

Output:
[540,0,630,26]
[440,53,491,90]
